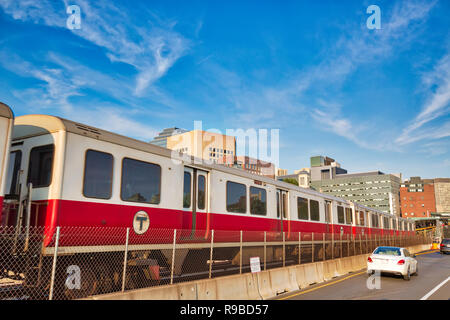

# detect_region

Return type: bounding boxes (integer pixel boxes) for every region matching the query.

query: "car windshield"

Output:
[373,247,401,256]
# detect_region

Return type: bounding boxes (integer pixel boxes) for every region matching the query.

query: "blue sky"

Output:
[0,0,449,179]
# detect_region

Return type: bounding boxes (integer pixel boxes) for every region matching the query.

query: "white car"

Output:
[367,246,418,281]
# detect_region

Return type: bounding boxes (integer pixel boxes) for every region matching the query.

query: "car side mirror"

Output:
[412,254,416,258]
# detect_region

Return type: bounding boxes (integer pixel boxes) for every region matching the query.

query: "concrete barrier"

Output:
[293,264,309,289]
[88,281,197,300]
[256,270,274,300]
[84,243,431,300]
[322,260,338,280]
[268,267,298,296]
[302,263,321,286]
[214,273,261,300]
[196,279,217,300]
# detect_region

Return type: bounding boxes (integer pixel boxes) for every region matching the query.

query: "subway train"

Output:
[0,102,415,297]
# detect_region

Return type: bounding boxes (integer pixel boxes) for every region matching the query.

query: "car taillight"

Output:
[368,257,373,263]
[397,259,405,265]
[440,244,445,247]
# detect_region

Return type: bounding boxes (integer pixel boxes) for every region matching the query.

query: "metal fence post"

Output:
[347,234,350,257]
[264,231,267,271]
[331,232,334,260]
[170,229,177,285]
[49,226,61,300]
[311,233,314,263]
[209,230,214,279]
[282,232,286,267]
[240,230,243,274]
[323,233,326,261]
[121,228,130,292]
[298,232,301,265]
[359,234,362,255]
[353,234,355,257]
[340,233,343,258]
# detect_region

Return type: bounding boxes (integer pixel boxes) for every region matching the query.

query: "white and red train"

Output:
[0,102,415,296]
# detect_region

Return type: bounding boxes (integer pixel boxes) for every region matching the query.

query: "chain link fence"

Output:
[0,226,432,300]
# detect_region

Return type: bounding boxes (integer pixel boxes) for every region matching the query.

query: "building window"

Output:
[83,150,114,199]
[310,200,320,221]
[27,144,55,188]
[250,186,267,216]
[226,181,247,213]
[297,197,309,220]
[121,158,161,204]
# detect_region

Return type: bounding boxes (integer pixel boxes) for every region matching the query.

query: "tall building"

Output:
[434,178,450,214]
[309,156,401,216]
[166,130,236,164]
[219,155,276,179]
[276,168,288,177]
[150,127,188,148]
[399,177,436,218]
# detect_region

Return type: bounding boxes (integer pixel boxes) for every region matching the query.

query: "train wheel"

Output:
[64,268,98,300]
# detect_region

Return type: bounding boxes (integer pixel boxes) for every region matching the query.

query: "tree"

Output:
[283,178,298,186]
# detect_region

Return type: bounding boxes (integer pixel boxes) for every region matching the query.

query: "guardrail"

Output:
[0,226,431,300]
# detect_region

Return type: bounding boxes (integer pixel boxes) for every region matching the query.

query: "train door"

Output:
[276,189,288,235]
[182,167,208,237]
[324,200,332,233]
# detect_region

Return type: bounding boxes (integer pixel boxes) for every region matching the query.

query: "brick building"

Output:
[399,177,436,218]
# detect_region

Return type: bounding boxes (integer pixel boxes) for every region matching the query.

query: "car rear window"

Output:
[373,247,401,256]
[442,239,450,244]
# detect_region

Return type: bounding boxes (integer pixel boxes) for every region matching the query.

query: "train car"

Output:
[0,113,416,297]
[0,102,14,217]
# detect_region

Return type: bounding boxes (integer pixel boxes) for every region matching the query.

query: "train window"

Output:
[310,200,320,221]
[371,214,378,228]
[297,197,309,220]
[359,211,365,226]
[121,158,161,204]
[27,144,54,188]
[83,150,113,199]
[393,219,397,230]
[198,175,206,210]
[345,208,352,225]
[250,186,266,216]
[5,151,22,196]
[337,206,345,224]
[183,172,191,208]
[226,181,246,213]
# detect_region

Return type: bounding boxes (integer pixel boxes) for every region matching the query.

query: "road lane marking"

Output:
[415,250,439,256]
[277,271,366,300]
[420,276,450,300]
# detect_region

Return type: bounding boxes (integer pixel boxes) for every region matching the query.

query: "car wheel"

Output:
[403,268,411,281]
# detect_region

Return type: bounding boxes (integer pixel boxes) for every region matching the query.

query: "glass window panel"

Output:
[198,174,206,210]
[27,145,54,188]
[250,186,267,216]
[183,172,191,208]
[297,197,309,220]
[337,206,345,224]
[226,181,246,213]
[310,200,320,221]
[121,158,161,204]
[83,150,113,199]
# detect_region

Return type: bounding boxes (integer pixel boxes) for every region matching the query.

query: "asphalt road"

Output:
[276,250,450,300]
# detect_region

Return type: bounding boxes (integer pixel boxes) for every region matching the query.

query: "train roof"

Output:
[0,102,14,119]
[12,114,412,221]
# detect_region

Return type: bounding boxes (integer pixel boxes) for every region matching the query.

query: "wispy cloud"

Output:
[0,0,191,96]
[396,52,450,145]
